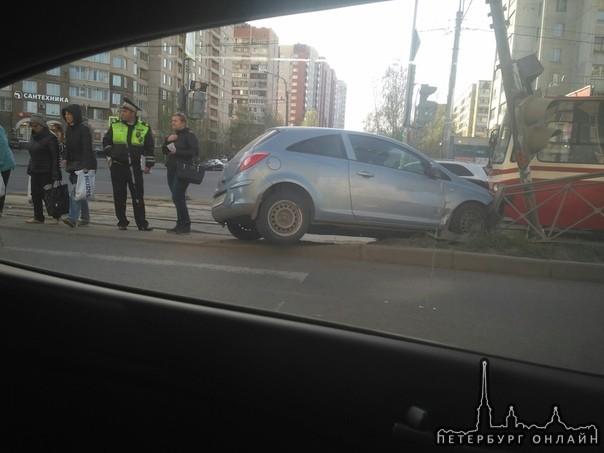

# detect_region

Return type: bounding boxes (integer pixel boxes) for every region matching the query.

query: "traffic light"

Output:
[177,85,188,112]
[416,84,437,126]
[516,94,560,155]
[190,91,206,119]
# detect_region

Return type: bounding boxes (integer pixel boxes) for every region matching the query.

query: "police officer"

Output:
[102,97,155,231]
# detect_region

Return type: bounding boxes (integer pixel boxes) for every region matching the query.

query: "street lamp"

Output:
[264,70,289,126]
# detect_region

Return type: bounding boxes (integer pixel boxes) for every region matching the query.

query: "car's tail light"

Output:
[239,152,269,172]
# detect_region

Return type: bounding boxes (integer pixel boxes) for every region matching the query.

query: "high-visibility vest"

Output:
[111,121,150,147]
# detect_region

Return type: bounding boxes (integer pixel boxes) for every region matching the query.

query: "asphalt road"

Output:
[1,217,604,377]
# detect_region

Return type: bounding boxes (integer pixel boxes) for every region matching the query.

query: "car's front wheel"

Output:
[449,203,488,235]
[226,221,262,240]
[256,189,311,244]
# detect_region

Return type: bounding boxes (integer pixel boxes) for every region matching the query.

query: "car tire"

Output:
[449,202,488,235]
[256,189,311,244]
[226,221,262,241]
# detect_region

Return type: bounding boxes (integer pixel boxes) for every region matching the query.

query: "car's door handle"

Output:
[357,171,375,178]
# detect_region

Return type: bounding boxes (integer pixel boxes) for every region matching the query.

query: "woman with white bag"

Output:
[60,104,97,228]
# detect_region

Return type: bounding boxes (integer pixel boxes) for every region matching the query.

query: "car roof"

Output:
[1,0,385,88]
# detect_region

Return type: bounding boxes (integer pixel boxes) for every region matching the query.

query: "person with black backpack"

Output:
[162,112,200,235]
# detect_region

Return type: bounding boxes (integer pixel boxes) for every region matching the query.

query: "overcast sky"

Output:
[250,0,497,130]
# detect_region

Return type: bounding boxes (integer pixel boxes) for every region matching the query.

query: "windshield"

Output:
[1,0,604,382]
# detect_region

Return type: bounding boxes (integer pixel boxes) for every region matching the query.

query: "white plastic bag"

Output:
[0,176,5,197]
[74,169,96,201]
[27,176,32,205]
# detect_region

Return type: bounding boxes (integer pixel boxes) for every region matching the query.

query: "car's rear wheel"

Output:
[257,190,310,244]
[226,221,262,240]
[449,203,488,235]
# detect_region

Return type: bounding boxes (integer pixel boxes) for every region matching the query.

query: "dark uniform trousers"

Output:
[109,161,148,228]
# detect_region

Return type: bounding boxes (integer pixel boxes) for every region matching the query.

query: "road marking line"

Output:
[5,247,308,282]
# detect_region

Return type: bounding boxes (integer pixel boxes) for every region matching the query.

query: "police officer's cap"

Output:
[120,97,140,113]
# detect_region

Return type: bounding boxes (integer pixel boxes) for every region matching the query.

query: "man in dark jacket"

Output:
[61,104,97,228]
[102,97,155,231]
[25,113,62,224]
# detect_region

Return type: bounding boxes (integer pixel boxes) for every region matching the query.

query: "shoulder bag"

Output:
[43,181,70,217]
[176,161,205,185]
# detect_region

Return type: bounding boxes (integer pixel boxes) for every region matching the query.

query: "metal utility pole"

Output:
[264,70,289,126]
[441,1,463,159]
[487,0,544,236]
[403,0,419,144]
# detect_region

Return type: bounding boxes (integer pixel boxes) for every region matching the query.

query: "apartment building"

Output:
[232,24,279,125]
[333,80,348,129]
[452,80,492,138]
[3,27,236,154]
[1,22,343,152]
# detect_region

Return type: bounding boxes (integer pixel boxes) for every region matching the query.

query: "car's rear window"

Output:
[286,134,347,159]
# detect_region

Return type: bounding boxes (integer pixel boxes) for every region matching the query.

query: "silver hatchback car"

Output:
[211,127,495,244]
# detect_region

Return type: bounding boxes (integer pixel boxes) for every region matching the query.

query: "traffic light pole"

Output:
[403,0,419,144]
[441,3,463,159]
[487,0,544,236]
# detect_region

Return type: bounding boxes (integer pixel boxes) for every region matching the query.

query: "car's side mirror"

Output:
[423,160,438,179]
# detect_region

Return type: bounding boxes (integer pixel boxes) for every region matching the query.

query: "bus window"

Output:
[537,99,604,164]
[490,120,512,164]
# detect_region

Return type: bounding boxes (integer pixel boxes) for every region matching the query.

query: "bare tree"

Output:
[363,63,407,140]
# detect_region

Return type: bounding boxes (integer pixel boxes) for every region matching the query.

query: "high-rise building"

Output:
[453,80,492,138]
[2,22,343,153]
[333,80,347,129]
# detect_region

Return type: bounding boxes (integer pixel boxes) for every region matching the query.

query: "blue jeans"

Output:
[167,166,190,227]
[68,183,90,222]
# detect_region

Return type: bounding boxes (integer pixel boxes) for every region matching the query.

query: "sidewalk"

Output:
[1,192,603,283]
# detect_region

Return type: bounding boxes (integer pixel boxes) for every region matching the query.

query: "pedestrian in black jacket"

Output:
[61,104,97,228]
[162,112,200,234]
[25,113,62,224]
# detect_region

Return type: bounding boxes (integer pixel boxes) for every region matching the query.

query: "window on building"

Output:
[598,10,604,24]
[555,0,567,12]
[45,83,60,96]
[90,108,104,120]
[111,93,122,106]
[112,75,123,87]
[113,56,126,69]
[595,37,604,53]
[84,53,110,65]
[46,103,61,116]
[0,96,12,111]
[553,23,565,38]
[23,80,37,93]
[46,67,61,76]
[551,48,562,62]
[24,101,37,113]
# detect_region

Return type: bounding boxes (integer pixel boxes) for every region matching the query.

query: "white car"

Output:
[435,159,490,190]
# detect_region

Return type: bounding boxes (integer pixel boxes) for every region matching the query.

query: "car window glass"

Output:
[286,134,347,159]
[349,134,425,174]
[441,163,474,177]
